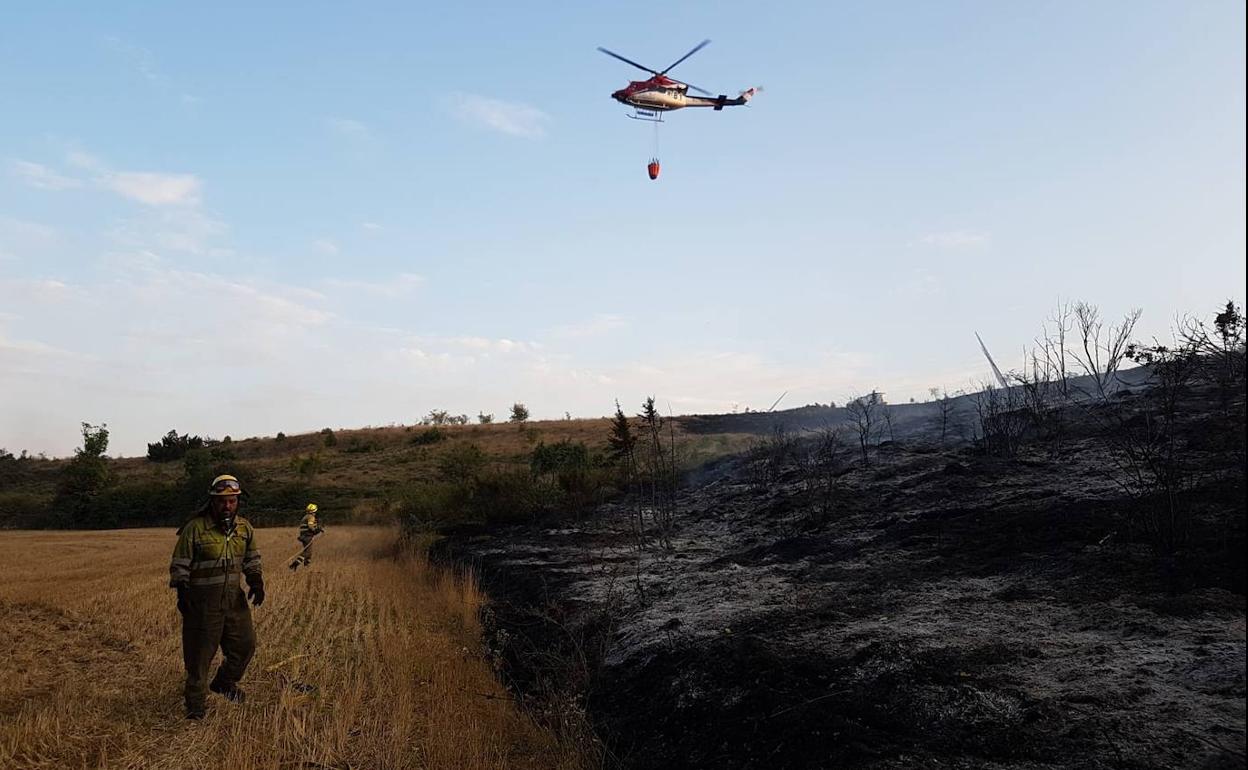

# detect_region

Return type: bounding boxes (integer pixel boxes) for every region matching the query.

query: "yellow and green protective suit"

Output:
[294,512,323,566]
[169,515,263,714]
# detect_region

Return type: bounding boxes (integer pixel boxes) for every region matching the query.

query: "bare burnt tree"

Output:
[970,381,1029,457]
[1012,346,1067,456]
[637,397,679,549]
[1177,300,1246,417]
[607,400,644,549]
[844,391,882,467]
[1070,302,1142,401]
[928,387,958,446]
[801,427,848,527]
[882,403,896,443]
[746,424,799,489]
[1105,339,1205,553]
[1039,300,1075,398]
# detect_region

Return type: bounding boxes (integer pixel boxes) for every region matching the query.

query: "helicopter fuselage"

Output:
[612,76,755,112]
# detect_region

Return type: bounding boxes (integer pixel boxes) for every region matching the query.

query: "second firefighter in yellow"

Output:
[290,502,325,571]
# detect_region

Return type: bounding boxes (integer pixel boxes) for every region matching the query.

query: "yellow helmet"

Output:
[305,503,318,514]
[209,474,242,496]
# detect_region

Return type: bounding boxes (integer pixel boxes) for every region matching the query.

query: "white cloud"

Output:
[324,273,424,298]
[0,332,77,358]
[548,313,627,339]
[451,93,550,139]
[362,222,383,231]
[103,36,166,85]
[12,160,83,190]
[105,172,202,206]
[892,268,942,298]
[0,216,60,260]
[915,230,991,248]
[327,117,374,142]
[444,336,537,354]
[108,209,229,255]
[5,278,76,303]
[15,152,204,208]
[313,239,341,256]
[66,151,106,171]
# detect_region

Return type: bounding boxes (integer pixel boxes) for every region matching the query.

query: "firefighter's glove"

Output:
[248,580,266,607]
[176,584,190,615]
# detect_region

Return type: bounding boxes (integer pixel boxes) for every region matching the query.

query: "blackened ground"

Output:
[436,389,1246,770]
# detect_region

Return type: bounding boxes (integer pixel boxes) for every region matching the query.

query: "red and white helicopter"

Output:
[598,39,759,122]
[598,39,758,179]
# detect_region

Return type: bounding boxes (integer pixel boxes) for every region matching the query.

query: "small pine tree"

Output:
[607,400,637,463]
[509,403,530,423]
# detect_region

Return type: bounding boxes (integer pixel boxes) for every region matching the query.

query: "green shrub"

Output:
[437,442,487,485]
[343,437,382,454]
[95,481,183,527]
[0,492,54,528]
[409,428,447,446]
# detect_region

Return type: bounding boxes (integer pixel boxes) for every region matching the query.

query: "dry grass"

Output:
[0,526,589,769]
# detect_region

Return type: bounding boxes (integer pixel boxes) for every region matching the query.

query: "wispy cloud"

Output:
[327,117,374,142]
[66,151,106,171]
[361,222,383,232]
[324,273,424,298]
[105,172,202,206]
[104,35,166,84]
[891,268,942,298]
[313,238,341,256]
[451,93,550,139]
[548,313,627,339]
[445,336,537,354]
[107,209,229,255]
[0,217,60,262]
[915,230,991,248]
[14,154,202,207]
[11,160,83,190]
[102,37,202,105]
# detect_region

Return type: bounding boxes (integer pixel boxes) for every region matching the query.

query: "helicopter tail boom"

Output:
[692,87,760,110]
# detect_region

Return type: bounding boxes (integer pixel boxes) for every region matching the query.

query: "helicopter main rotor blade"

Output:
[659,39,711,75]
[597,47,659,76]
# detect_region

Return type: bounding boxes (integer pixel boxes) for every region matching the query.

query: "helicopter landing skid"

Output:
[627,109,663,122]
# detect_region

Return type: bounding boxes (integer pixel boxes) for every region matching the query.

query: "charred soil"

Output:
[437,385,1246,769]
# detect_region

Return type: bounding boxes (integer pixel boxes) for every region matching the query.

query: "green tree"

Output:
[607,400,637,464]
[56,422,116,527]
[146,429,206,462]
[509,402,530,423]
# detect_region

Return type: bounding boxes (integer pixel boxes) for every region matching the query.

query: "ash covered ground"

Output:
[438,383,1246,769]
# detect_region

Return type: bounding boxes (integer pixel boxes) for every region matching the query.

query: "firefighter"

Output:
[289,502,325,571]
[169,474,264,720]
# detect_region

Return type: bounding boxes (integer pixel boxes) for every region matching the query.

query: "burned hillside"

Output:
[439,373,1246,769]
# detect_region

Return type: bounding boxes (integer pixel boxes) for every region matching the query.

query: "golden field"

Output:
[0,526,587,770]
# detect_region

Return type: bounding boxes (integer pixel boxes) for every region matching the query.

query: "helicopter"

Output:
[598,39,759,123]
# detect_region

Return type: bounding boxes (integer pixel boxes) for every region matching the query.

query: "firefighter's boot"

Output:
[210,679,246,703]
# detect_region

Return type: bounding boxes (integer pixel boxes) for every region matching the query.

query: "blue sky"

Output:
[2,1,1244,456]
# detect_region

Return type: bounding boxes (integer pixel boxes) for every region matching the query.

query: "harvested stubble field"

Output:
[0,526,586,770]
